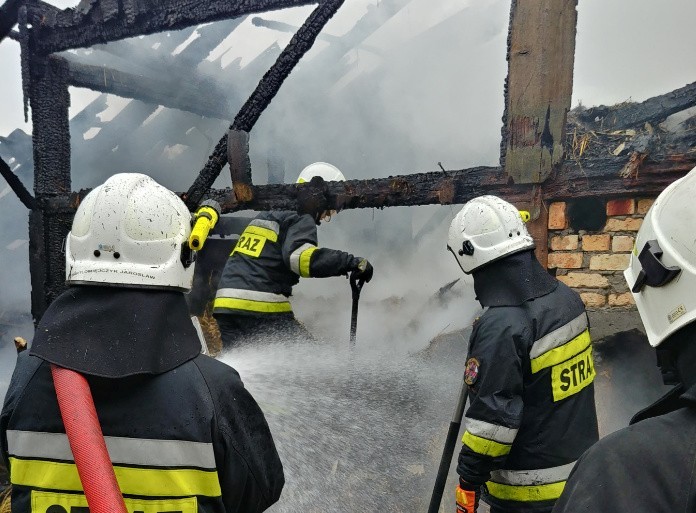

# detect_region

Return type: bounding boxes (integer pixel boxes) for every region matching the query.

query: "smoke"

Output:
[0,0,691,473]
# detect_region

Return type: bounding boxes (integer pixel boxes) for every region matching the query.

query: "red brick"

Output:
[582,234,610,251]
[548,252,583,269]
[548,202,567,230]
[608,292,635,307]
[550,235,579,251]
[589,254,631,271]
[637,199,655,215]
[606,199,635,216]
[580,292,606,308]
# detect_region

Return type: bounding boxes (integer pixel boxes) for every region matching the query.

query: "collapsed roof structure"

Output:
[0,0,694,323]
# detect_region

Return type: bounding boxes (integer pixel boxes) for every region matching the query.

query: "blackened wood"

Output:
[576,81,696,131]
[64,58,233,119]
[0,0,22,42]
[185,0,345,209]
[27,0,318,55]
[29,55,72,321]
[0,156,36,209]
[502,0,578,184]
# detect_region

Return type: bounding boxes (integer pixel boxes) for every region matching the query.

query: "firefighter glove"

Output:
[456,480,480,513]
[351,258,374,283]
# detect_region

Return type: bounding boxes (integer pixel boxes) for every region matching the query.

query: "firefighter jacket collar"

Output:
[30,286,201,378]
[472,250,557,307]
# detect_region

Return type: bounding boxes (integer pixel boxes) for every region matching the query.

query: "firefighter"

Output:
[213,162,373,348]
[0,173,284,513]
[447,196,599,513]
[553,168,696,512]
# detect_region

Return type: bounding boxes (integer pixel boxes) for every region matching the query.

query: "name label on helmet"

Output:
[551,345,595,402]
[668,304,687,324]
[32,491,196,513]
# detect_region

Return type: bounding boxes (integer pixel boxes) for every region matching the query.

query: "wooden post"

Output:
[502,0,578,184]
[28,55,72,321]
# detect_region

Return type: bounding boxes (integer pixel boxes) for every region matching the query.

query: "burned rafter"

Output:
[63,57,234,120]
[0,0,22,43]
[0,156,35,210]
[25,0,320,55]
[185,0,346,209]
[575,81,696,131]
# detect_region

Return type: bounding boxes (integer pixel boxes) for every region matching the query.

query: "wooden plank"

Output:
[502,0,578,184]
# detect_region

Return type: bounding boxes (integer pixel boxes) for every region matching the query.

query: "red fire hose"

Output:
[51,364,128,513]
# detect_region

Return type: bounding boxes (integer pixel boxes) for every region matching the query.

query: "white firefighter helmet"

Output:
[65,173,195,291]
[624,166,696,347]
[297,162,345,183]
[448,195,535,274]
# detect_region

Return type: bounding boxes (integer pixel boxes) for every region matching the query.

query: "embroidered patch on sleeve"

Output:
[464,357,480,386]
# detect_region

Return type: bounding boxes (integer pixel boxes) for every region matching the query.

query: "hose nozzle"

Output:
[189,200,221,251]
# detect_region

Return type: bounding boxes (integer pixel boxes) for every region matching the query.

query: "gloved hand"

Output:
[350,258,373,283]
[455,480,480,513]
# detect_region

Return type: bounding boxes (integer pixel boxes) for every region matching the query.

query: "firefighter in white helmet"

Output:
[447,195,598,513]
[213,162,373,348]
[553,166,696,513]
[0,173,284,513]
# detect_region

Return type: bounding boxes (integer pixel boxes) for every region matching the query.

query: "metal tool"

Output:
[349,272,365,347]
[427,375,470,513]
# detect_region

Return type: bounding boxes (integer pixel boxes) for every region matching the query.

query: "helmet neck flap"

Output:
[472,250,557,307]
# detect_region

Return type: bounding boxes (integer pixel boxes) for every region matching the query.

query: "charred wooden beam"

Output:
[44,150,696,216]
[64,58,233,119]
[185,0,345,209]
[575,81,696,131]
[26,0,319,55]
[0,0,22,42]
[28,56,73,321]
[0,156,36,209]
[502,0,578,184]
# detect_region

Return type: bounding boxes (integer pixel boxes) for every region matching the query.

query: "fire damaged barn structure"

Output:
[0,0,693,321]
[0,0,695,508]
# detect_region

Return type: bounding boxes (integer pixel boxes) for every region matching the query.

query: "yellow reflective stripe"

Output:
[9,458,221,497]
[243,225,278,243]
[213,297,292,313]
[462,431,512,457]
[299,246,318,278]
[486,480,566,502]
[530,329,591,374]
[32,490,198,513]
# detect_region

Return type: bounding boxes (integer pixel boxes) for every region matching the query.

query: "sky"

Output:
[0,0,695,137]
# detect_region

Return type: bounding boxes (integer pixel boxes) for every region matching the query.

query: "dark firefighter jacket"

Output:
[213,211,359,317]
[0,287,284,513]
[458,281,599,513]
[552,383,696,513]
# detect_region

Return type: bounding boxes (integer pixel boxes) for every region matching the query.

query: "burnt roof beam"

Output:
[575,80,696,131]
[0,0,22,43]
[63,57,234,120]
[43,151,696,215]
[27,0,321,55]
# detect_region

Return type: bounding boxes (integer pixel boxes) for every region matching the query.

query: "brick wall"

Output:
[547,198,655,309]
